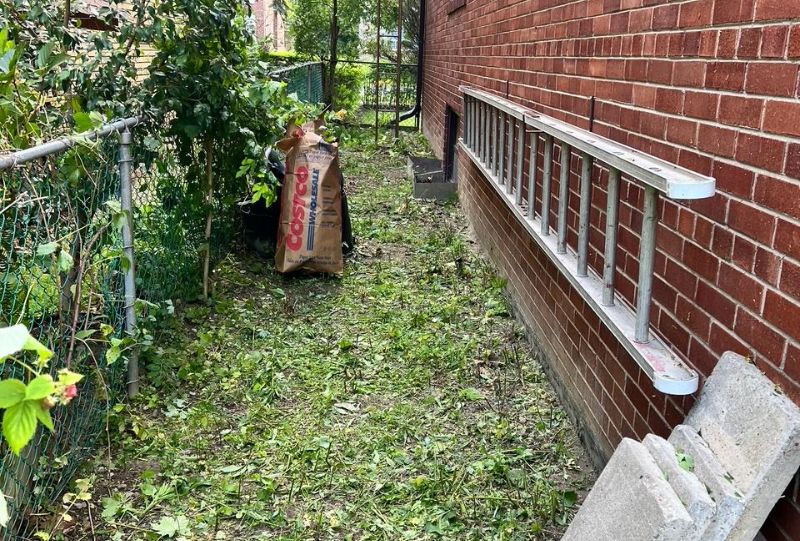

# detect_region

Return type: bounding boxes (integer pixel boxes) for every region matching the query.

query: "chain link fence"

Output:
[1,125,130,538]
[0,60,325,540]
[0,121,236,539]
[269,61,324,104]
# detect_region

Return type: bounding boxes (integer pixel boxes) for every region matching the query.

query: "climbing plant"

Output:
[0,326,82,457]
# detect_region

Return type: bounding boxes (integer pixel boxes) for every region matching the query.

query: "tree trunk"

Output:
[202,138,214,301]
[326,0,339,106]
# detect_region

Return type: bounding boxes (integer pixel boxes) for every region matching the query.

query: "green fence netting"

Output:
[270,61,324,104]
[0,128,235,539]
[130,137,236,305]
[0,136,129,538]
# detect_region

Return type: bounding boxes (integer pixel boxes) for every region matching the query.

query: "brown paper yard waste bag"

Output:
[275,123,343,274]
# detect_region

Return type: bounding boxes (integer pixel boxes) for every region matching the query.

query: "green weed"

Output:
[55,128,590,541]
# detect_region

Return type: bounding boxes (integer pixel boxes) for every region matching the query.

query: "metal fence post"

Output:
[119,129,139,397]
[306,64,313,102]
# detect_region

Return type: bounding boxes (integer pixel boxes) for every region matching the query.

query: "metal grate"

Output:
[460,87,716,395]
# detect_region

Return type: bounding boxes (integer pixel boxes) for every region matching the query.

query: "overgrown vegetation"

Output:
[0,1,316,536]
[1,3,591,538]
[333,63,371,115]
[48,130,590,540]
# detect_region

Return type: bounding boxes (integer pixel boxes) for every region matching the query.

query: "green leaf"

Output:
[100,496,122,521]
[75,329,95,340]
[3,401,38,455]
[35,242,58,256]
[151,515,189,537]
[106,344,122,365]
[560,490,578,507]
[179,123,201,139]
[0,48,15,74]
[111,210,127,232]
[57,370,83,386]
[57,250,73,273]
[34,405,53,432]
[0,325,54,363]
[73,112,95,133]
[35,41,54,69]
[25,375,55,400]
[0,380,26,409]
[458,387,483,401]
[143,136,160,150]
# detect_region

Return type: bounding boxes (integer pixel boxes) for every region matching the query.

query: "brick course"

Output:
[421,0,800,537]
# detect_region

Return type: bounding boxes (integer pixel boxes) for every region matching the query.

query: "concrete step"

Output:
[563,352,800,541]
[643,433,716,539]
[669,424,744,541]
[684,352,800,541]
[563,438,695,541]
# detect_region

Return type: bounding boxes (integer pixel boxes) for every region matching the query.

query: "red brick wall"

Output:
[420,0,800,538]
[251,0,289,50]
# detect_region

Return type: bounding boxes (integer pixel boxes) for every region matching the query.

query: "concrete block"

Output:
[413,179,458,201]
[643,433,716,539]
[563,438,695,541]
[685,352,800,541]
[669,424,744,541]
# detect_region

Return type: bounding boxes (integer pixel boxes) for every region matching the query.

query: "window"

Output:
[443,106,459,181]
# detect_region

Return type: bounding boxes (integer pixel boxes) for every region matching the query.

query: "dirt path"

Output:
[59,131,591,541]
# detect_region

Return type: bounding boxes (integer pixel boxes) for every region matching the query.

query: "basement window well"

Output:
[444,105,459,181]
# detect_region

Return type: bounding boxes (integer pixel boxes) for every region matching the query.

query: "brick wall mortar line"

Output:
[435,1,796,38]
[468,159,798,373]
[649,243,796,358]
[449,74,800,154]
[453,66,800,111]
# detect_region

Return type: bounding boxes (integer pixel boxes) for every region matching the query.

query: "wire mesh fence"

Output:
[359,63,417,112]
[0,122,235,539]
[1,131,130,538]
[269,61,324,104]
[332,60,419,128]
[0,60,324,539]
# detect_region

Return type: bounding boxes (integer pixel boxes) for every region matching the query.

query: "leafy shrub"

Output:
[334,63,369,116]
[258,49,308,67]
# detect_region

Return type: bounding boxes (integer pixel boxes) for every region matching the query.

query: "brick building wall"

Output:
[420,0,800,538]
[251,0,290,51]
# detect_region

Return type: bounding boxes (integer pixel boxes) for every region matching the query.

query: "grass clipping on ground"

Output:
[65,132,591,540]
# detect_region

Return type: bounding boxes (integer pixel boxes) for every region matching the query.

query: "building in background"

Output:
[251,0,290,51]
